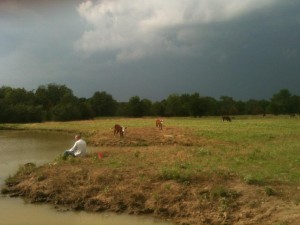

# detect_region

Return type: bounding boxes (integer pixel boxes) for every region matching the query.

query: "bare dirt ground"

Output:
[2,126,300,225]
[88,126,218,147]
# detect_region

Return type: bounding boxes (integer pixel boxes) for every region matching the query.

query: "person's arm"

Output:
[67,142,78,154]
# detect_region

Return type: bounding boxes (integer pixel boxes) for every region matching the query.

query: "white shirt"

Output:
[67,139,87,156]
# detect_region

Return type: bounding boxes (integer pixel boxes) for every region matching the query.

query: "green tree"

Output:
[165,94,188,116]
[141,98,152,116]
[219,96,239,115]
[126,96,144,117]
[289,95,300,114]
[0,86,42,123]
[0,86,35,105]
[89,91,117,117]
[150,101,166,116]
[34,83,78,120]
[50,103,81,121]
[188,93,205,117]
[268,89,292,114]
[115,102,127,116]
[35,84,73,110]
[202,96,220,116]
[245,99,270,115]
[77,98,94,120]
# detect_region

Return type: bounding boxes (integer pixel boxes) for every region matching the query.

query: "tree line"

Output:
[0,84,299,123]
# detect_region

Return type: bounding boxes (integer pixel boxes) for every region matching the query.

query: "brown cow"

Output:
[156,119,164,130]
[114,124,127,137]
[222,116,231,122]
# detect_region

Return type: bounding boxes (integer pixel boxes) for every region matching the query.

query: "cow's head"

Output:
[121,126,127,134]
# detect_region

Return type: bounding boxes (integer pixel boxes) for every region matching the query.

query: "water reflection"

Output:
[0,131,170,225]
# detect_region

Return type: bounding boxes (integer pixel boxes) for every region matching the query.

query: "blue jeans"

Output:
[63,151,75,160]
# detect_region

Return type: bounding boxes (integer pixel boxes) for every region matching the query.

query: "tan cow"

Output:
[156,119,164,130]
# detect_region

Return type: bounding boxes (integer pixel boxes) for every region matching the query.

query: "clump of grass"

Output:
[164,184,172,190]
[36,173,47,181]
[196,147,211,156]
[209,186,239,212]
[210,186,238,199]
[4,163,36,187]
[103,185,110,194]
[91,153,100,163]
[16,162,36,176]
[53,154,66,164]
[53,153,83,165]
[243,175,266,186]
[264,187,276,196]
[1,187,9,194]
[211,187,230,198]
[160,166,192,182]
[105,159,125,168]
[134,150,141,158]
[293,196,300,205]
[153,192,160,201]
[276,222,288,225]
[4,175,20,187]
[138,173,146,182]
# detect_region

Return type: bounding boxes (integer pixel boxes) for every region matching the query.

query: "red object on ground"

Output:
[98,152,103,159]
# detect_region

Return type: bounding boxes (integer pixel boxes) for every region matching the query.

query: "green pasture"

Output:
[2,115,300,184]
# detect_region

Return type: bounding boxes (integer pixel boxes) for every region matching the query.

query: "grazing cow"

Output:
[114,124,127,137]
[222,116,231,122]
[156,119,164,130]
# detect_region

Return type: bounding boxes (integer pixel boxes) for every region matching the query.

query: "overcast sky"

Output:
[1,0,299,101]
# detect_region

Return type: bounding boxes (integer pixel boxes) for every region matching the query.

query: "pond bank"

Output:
[3,148,300,225]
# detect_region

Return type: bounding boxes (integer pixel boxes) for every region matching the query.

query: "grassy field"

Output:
[3,115,300,225]
[2,115,300,184]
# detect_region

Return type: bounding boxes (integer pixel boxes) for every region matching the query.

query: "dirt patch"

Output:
[89,126,216,147]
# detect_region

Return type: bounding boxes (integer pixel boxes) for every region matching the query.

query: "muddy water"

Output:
[0,131,170,225]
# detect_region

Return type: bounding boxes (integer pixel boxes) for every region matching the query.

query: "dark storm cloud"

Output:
[198,0,300,99]
[77,0,300,101]
[0,0,299,101]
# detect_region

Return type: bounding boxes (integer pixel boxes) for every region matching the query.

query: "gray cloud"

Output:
[74,0,279,62]
[0,0,299,101]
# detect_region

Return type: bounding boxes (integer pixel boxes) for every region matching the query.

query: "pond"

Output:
[0,130,170,225]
